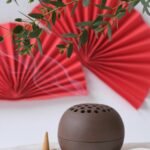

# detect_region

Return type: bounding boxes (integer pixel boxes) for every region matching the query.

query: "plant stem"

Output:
[43,0,79,15]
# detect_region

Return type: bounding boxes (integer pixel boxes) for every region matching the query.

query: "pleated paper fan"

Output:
[0,23,87,100]
[32,1,150,108]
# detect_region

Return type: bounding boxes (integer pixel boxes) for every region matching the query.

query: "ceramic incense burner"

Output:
[58,103,125,150]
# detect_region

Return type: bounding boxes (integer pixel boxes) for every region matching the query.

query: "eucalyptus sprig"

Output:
[1,0,150,57]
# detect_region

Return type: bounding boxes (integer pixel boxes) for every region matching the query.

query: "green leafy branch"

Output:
[0,0,150,58]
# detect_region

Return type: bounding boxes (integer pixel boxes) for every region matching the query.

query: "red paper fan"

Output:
[33,1,150,108]
[0,23,87,100]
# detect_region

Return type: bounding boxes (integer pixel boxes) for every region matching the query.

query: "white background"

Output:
[0,0,150,148]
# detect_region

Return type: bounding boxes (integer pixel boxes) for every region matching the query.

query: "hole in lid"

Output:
[88,106,92,109]
[94,110,99,113]
[102,109,106,112]
[70,108,74,111]
[74,109,78,112]
[96,107,100,110]
[87,110,91,113]
[81,107,84,109]
[107,109,111,112]
[77,105,81,108]
[81,110,85,113]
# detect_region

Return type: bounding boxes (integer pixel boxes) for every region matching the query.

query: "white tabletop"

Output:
[1,143,150,150]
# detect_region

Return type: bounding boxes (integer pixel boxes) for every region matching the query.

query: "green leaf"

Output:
[95,0,111,10]
[15,18,22,22]
[15,39,22,43]
[79,30,88,46]
[28,0,34,3]
[58,12,61,19]
[115,5,126,19]
[29,29,42,38]
[13,25,24,34]
[0,36,4,42]
[28,13,44,19]
[52,11,56,24]
[92,16,103,29]
[76,21,92,27]
[100,6,112,10]
[43,0,65,7]
[57,44,66,49]
[6,0,12,3]
[23,39,30,46]
[116,11,126,19]
[116,5,125,14]
[101,0,106,6]
[57,44,65,54]
[67,43,73,58]
[71,2,78,15]
[63,33,78,38]
[36,38,43,55]
[94,27,104,34]
[20,49,29,55]
[46,21,51,30]
[83,0,91,6]
[29,24,42,38]
[107,23,112,41]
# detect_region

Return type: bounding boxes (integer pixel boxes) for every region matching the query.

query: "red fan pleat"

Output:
[33,0,150,108]
[0,23,87,100]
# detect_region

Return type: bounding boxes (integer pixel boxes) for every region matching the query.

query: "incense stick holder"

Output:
[58,103,124,150]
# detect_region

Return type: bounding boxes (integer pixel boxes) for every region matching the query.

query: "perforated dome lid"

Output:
[58,103,124,142]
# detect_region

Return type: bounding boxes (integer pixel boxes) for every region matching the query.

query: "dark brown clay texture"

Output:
[58,103,125,150]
